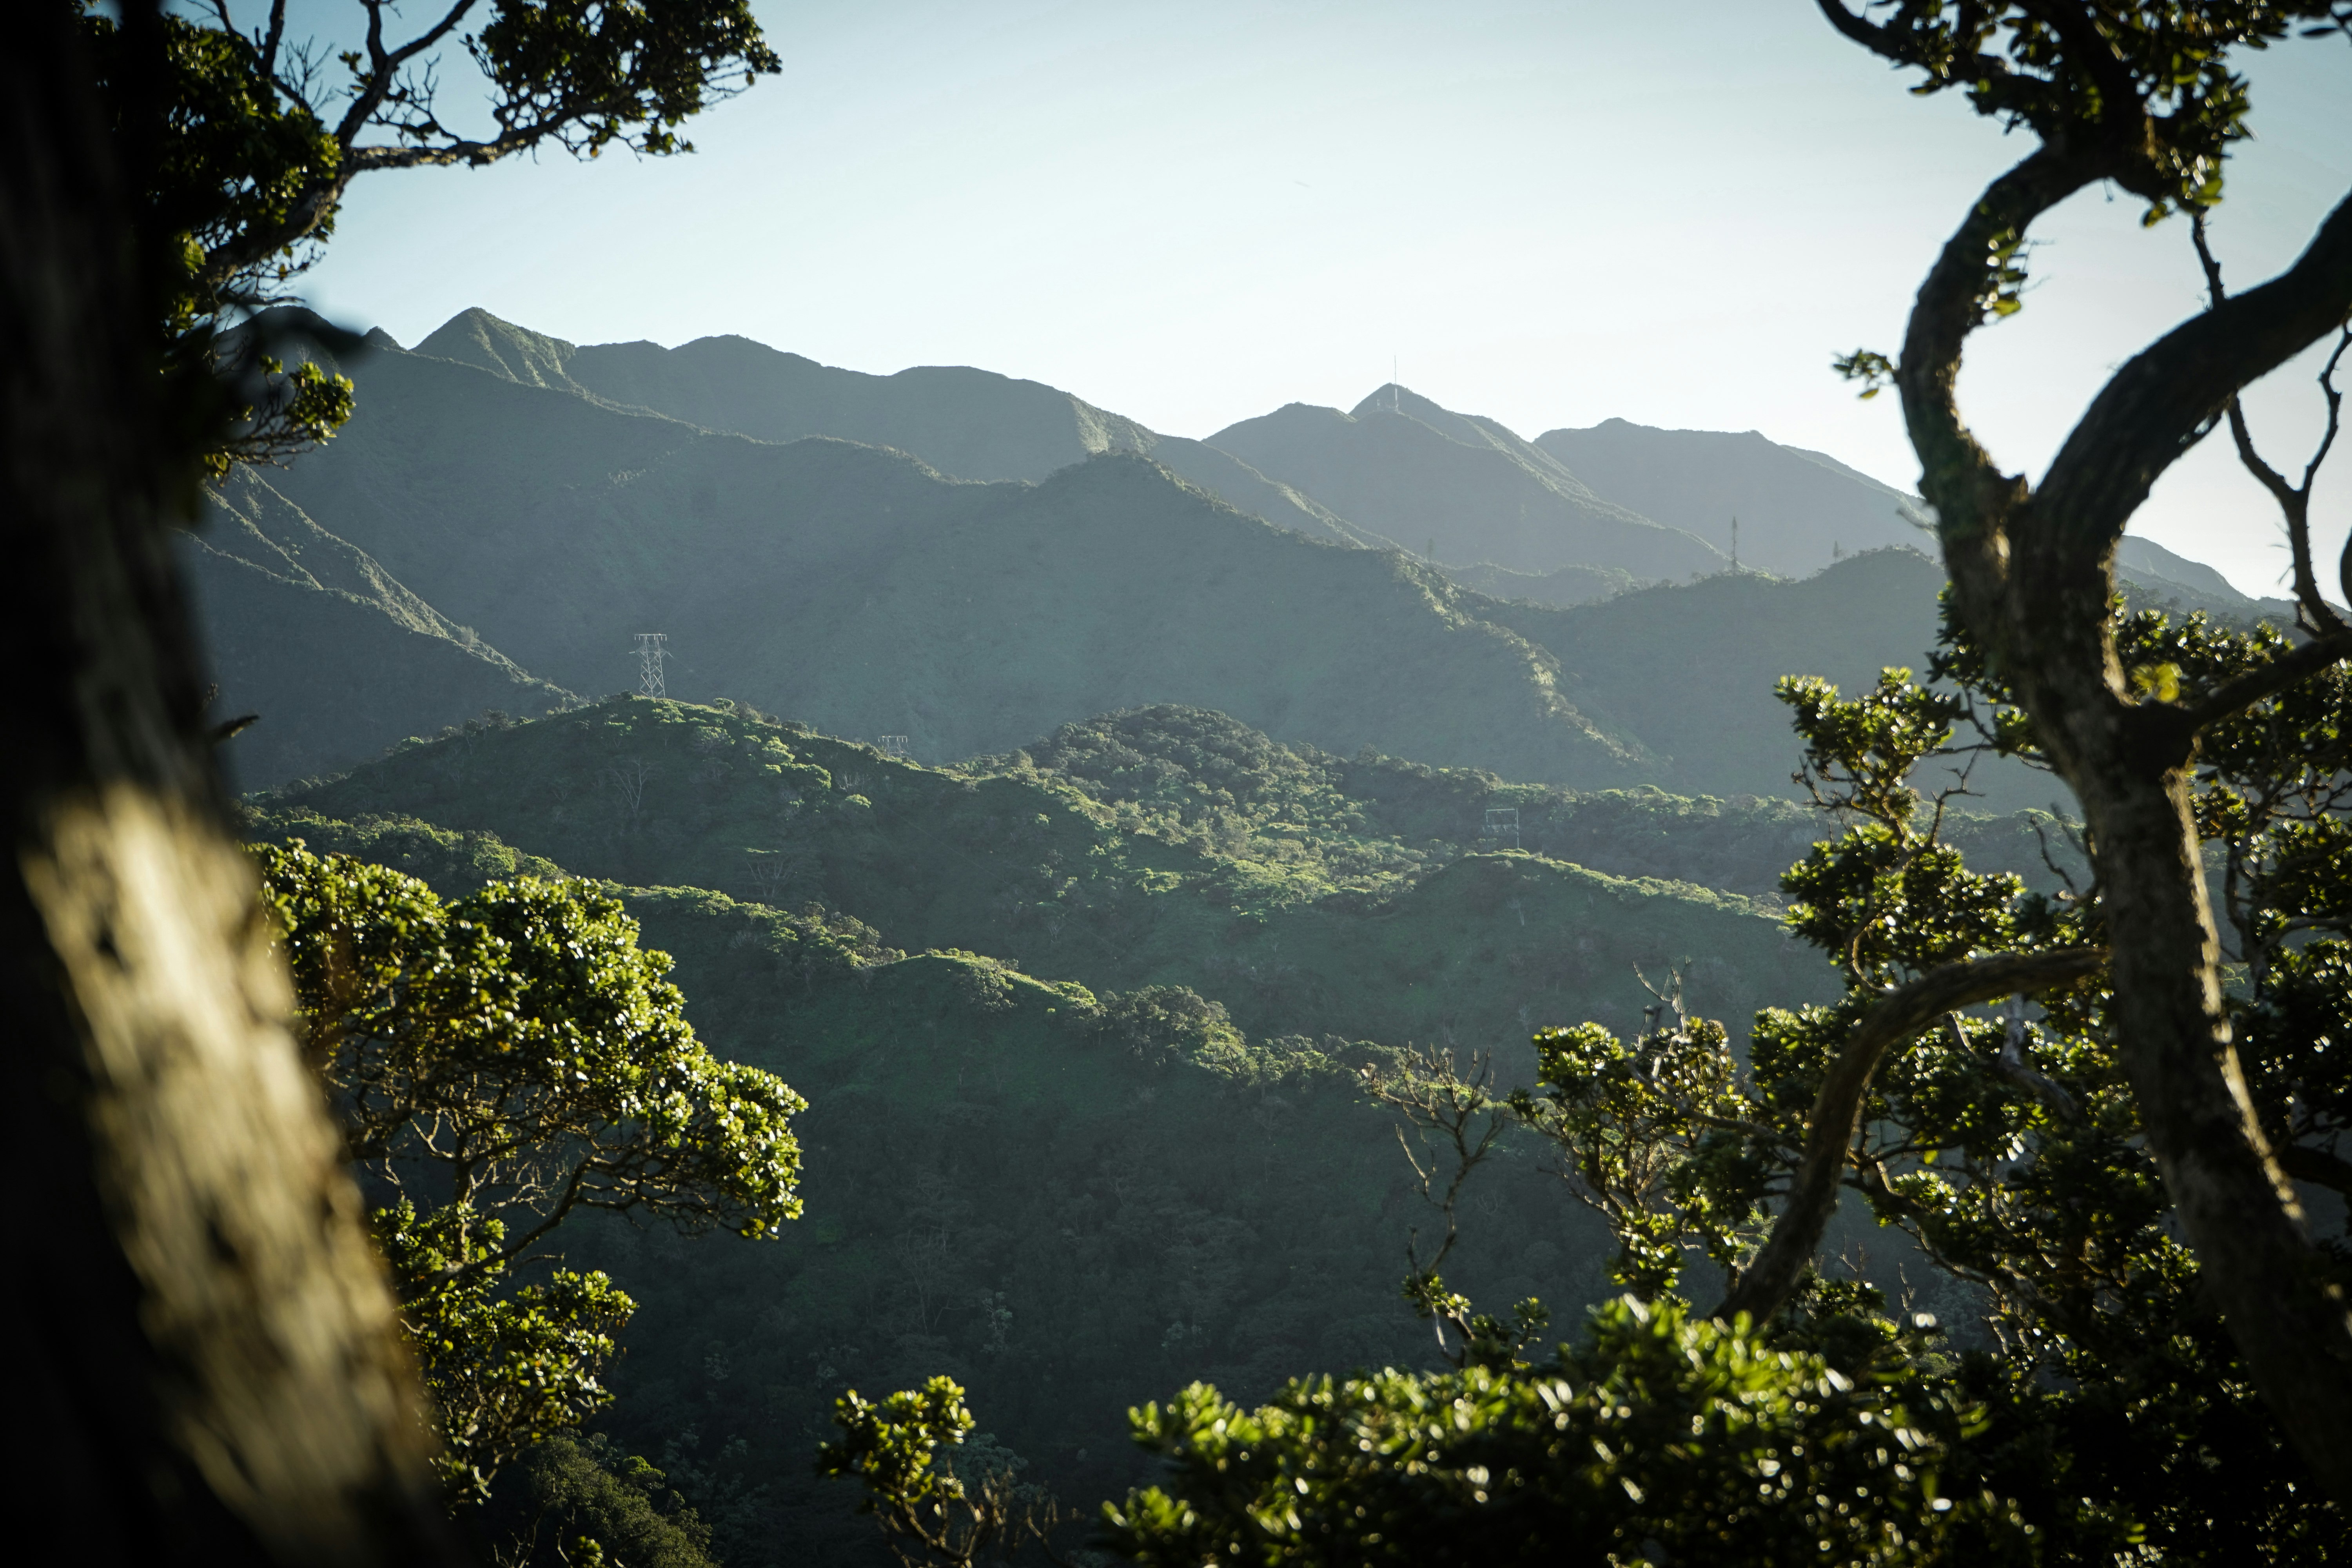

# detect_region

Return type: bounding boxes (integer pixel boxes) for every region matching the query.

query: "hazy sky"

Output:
[291,0,2351,597]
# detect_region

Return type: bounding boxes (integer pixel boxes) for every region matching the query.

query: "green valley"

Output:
[244,695,1970,1565]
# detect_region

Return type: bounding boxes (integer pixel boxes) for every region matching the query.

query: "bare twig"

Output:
[2193,211,2352,637]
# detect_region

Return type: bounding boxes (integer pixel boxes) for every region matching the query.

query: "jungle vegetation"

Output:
[15,1,2352,1564]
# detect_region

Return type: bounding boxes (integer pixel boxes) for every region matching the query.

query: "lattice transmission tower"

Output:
[634,633,669,699]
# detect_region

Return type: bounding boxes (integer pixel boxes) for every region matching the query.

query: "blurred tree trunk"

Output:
[2,7,461,1562]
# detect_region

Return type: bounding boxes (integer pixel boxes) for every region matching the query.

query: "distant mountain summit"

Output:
[194,305,2279,795]
[1533,417,1926,577]
[1208,387,1724,581]
[214,327,1657,788]
[416,306,1154,480]
[412,307,1393,552]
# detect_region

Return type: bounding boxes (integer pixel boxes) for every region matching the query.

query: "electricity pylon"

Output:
[634,633,668,699]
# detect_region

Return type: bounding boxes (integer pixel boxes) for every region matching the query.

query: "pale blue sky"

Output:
[285,1,2351,597]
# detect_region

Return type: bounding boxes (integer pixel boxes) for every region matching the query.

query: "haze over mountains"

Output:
[189,306,2280,798]
[193,308,2301,1559]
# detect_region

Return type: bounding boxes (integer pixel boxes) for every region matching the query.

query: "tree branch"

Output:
[2281,1143,2352,1196]
[1813,0,1897,51]
[1951,1004,2080,1122]
[2180,630,2352,731]
[334,0,479,149]
[1899,146,2105,564]
[1713,946,2105,1325]
[2016,0,2141,124]
[2195,211,2352,637]
[2034,186,2352,567]
[259,0,287,80]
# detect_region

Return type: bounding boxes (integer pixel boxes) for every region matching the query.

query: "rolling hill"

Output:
[255,696,1823,1051]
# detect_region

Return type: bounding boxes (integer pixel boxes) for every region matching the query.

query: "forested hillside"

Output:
[185,305,2314,1567]
[258,699,1831,1049]
[245,692,2058,1563]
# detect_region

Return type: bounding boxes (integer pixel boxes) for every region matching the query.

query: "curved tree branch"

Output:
[2196,214,2352,637]
[1713,947,2105,1325]
[2034,189,2352,568]
[1813,0,1897,51]
[1834,0,2352,1513]
[2181,630,2352,731]
[1897,147,2104,573]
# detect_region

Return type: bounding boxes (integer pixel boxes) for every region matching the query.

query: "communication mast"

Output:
[633,633,669,699]
[876,735,909,758]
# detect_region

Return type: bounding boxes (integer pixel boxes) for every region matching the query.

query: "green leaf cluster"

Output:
[257,843,808,1490]
[1835,3,2345,221]
[91,0,779,471]
[482,1433,719,1568]
[374,1198,636,1499]
[1102,1295,1991,1568]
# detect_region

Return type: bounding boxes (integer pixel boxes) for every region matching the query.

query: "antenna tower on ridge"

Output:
[1731,515,1739,574]
[633,633,669,699]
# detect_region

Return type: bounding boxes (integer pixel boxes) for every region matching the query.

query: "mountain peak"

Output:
[414,307,585,393]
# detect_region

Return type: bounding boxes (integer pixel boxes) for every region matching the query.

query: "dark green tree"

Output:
[1812,0,2352,1494]
[481,1434,721,1568]
[9,5,780,1558]
[7,7,461,1559]
[261,844,808,1496]
[85,0,780,469]
[826,601,2349,1563]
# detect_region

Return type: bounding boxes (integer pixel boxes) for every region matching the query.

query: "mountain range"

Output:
[189,307,2281,799]
[190,306,2294,1561]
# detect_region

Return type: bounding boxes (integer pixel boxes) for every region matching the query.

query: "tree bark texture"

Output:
[3,9,463,1562]
[1898,161,2352,1496]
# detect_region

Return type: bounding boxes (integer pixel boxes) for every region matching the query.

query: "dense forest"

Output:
[16,3,2352,1566]
[234,696,1967,1561]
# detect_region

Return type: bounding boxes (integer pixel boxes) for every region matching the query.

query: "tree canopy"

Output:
[260,844,807,1494]
[87,0,779,469]
[1817,0,2352,1499]
[828,602,2352,1563]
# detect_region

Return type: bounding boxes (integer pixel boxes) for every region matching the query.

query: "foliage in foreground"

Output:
[89,0,778,471]
[1103,1296,1996,1567]
[829,600,2350,1564]
[477,1434,720,1568]
[820,1296,2004,1567]
[259,844,808,1496]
